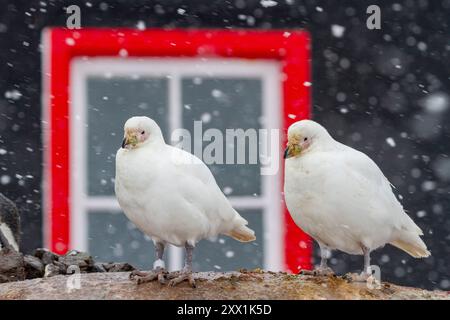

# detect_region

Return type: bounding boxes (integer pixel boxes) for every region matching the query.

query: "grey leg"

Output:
[300,242,334,276]
[184,243,194,272]
[344,246,372,282]
[168,243,196,288]
[319,243,329,269]
[153,241,165,269]
[130,241,167,284]
[362,246,372,276]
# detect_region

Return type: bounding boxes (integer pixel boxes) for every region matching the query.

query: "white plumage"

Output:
[115,116,255,286]
[284,120,429,278]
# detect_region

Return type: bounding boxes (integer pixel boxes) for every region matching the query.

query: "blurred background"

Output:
[0,0,449,290]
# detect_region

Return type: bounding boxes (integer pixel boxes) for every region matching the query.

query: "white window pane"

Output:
[182,78,262,196]
[191,210,263,272]
[88,211,165,269]
[86,77,168,196]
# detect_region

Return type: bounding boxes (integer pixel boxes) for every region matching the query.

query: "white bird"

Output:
[284,120,430,280]
[115,116,255,287]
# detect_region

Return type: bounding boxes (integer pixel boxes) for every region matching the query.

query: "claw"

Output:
[130,268,167,285]
[167,272,196,288]
[129,270,148,280]
[343,272,370,282]
[157,272,166,284]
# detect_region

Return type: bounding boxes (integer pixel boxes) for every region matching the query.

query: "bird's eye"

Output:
[304,137,308,141]
[141,131,145,135]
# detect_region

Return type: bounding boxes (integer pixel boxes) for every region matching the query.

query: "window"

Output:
[42,29,312,272]
[70,58,283,271]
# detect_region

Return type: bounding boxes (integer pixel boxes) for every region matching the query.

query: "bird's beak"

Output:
[122,133,138,149]
[284,143,302,159]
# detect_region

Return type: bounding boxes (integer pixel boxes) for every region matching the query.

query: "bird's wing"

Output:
[166,145,221,187]
[339,145,392,187]
[338,145,421,233]
[163,145,239,222]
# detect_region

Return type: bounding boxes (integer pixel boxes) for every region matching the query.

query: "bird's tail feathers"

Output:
[227,215,256,242]
[390,231,430,258]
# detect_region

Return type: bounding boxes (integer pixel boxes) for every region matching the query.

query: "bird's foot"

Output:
[343,271,381,288]
[167,270,196,288]
[300,266,334,277]
[129,268,167,285]
[343,271,371,282]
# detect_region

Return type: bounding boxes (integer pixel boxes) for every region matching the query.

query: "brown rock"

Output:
[34,248,59,265]
[0,250,25,283]
[58,250,94,272]
[23,255,44,279]
[103,262,135,272]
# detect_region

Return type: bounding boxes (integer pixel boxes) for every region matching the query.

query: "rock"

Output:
[0,193,21,252]
[1,247,138,283]
[104,262,135,273]
[44,264,61,278]
[34,248,59,265]
[0,250,25,283]
[23,255,44,279]
[92,263,107,273]
[58,250,94,272]
[0,271,448,300]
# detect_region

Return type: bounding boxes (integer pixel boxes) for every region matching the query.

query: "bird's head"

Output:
[121,116,163,150]
[284,120,331,159]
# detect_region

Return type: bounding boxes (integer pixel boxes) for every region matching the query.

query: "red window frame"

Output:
[42,28,312,272]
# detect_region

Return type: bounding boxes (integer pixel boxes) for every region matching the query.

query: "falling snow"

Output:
[211,89,223,98]
[118,49,128,57]
[136,21,145,30]
[0,1,448,292]
[65,38,75,46]
[260,0,278,8]
[386,137,396,147]
[201,113,212,123]
[4,89,22,100]
[331,24,345,38]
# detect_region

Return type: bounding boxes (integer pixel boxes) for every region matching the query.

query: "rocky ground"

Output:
[0,267,449,300]
[1,248,449,300]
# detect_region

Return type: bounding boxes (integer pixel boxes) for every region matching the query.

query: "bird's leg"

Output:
[167,243,196,288]
[363,247,372,276]
[317,246,335,275]
[130,242,167,284]
[344,246,373,282]
[300,243,334,276]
